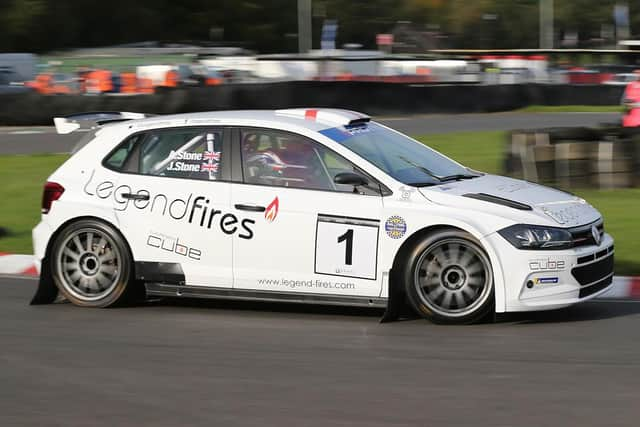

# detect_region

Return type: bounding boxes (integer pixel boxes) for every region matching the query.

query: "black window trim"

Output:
[232,126,392,197]
[101,125,234,183]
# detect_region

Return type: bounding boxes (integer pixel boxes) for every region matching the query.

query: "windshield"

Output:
[319,122,474,186]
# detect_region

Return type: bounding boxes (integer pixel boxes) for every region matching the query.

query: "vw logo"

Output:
[591,225,601,246]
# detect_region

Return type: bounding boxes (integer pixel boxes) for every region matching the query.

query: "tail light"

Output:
[42,182,65,214]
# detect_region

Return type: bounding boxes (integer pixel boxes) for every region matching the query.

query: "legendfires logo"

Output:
[83,170,254,239]
[264,196,279,222]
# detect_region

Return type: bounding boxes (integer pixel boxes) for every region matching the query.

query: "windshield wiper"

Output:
[439,173,480,182]
[397,156,481,186]
[398,156,442,183]
[405,181,439,188]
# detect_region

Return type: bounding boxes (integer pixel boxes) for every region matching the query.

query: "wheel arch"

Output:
[391,225,468,275]
[385,223,505,320]
[31,215,137,305]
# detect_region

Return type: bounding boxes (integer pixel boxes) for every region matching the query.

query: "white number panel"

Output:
[314,215,379,280]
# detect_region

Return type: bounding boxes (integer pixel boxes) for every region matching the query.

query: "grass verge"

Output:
[0,154,69,254]
[0,132,638,275]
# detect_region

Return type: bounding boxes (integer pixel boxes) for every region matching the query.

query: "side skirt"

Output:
[145,282,387,308]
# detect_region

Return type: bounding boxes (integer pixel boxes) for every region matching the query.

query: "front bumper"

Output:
[485,232,615,312]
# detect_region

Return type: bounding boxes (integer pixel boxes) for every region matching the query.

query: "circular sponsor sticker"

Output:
[385,216,407,239]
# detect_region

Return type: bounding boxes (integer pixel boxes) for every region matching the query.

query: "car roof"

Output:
[114,108,371,133]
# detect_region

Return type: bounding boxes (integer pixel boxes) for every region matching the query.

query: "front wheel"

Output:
[402,230,494,324]
[50,219,136,307]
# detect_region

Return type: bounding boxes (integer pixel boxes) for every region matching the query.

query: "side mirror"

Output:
[334,172,368,187]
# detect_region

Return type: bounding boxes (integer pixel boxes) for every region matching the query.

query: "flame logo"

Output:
[265,196,279,222]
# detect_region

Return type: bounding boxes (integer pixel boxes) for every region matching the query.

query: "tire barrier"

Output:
[0,83,626,126]
[181,82,532,115]
[506,126,640,189]
[530,84,625,106]
[0,89,190,126]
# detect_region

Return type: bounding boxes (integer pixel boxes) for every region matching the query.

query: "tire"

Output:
[401,230,494,325]
[50,219,137,307]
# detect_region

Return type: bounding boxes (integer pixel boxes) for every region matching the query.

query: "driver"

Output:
[242,133,286,184]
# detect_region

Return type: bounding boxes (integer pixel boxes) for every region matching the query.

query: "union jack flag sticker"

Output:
[201,162,219,173]
[204,151,221,162]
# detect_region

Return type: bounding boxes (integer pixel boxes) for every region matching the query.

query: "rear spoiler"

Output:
[53,111,151,134]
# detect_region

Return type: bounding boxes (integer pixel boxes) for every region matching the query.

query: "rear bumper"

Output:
[32,220,52,266]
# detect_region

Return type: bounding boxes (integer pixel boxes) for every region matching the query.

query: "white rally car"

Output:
[31,109,614,324]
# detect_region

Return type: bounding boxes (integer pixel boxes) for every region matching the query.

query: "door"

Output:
[99,126,234,287]
[231,127,385,298]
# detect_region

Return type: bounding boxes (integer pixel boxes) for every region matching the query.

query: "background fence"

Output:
[0,82,626,126]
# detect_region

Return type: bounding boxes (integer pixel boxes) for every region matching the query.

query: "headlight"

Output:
[498,224,572,250]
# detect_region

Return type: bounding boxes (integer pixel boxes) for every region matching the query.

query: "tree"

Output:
[0,0,634,53]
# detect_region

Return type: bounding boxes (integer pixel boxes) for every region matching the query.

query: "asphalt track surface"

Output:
[2,276,640,427]
[0,112,620,155]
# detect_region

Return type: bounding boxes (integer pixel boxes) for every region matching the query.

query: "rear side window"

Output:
[104,128,225,181]
[104,134,142,170]
[139,129,223,181]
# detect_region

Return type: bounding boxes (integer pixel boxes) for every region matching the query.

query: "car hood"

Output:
[418,175,601,228]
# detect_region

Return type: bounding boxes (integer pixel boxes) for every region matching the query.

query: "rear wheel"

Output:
[402,230,494,324]
[50,219,136,307]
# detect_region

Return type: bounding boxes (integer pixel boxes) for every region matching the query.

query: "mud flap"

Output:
[380,268,402,323]
[30,257,59,305]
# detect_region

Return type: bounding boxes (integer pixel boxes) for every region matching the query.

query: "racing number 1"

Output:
[315,215,379,280]
[337,229,354,265]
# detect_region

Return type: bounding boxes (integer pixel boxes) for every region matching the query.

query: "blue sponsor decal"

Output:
[385,216,407,239]
[534,277,559,285]
[319,127,352,142]
[319,125,371,143]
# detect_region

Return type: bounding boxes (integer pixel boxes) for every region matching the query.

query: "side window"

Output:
[104,134,143,171]
[321,149,385,195]
[240,128,380,194]
[321,150,358,186]
[139,128,224,181]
